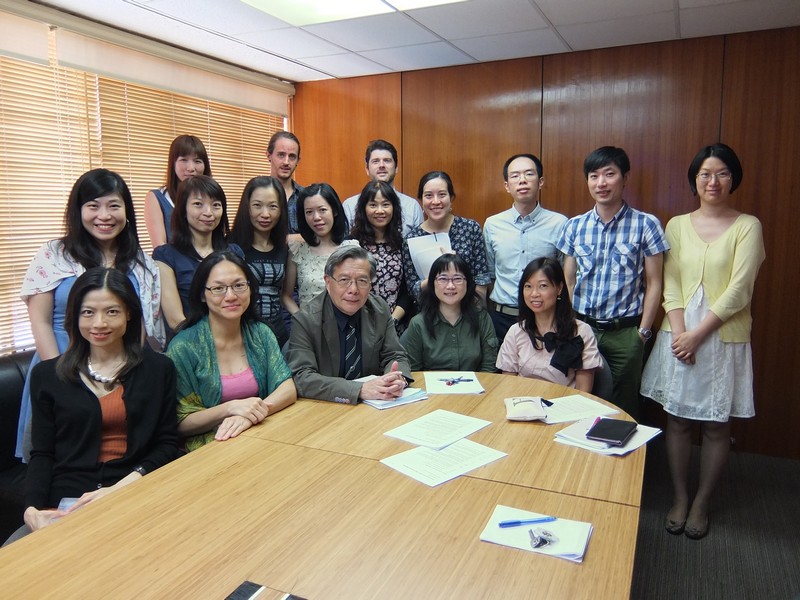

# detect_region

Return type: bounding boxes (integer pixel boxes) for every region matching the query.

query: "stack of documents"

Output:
[380,409,506,486]
[554,417,661,455]
[480,505,593,563]
[424,371,485,395]
[363,386,428,409]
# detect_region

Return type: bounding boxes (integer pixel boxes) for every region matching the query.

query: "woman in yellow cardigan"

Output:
[641,144,765,540]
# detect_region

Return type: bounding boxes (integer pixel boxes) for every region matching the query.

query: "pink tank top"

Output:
[220,367,259,402]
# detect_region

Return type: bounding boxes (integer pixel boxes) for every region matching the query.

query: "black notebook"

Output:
[585,418,638,447]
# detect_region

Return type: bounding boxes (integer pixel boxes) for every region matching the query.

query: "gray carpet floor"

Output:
[631,436,800,599]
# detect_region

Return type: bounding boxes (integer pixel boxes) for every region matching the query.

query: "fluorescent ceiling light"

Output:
[242,0,392,26]
[388,0,467,8]
[241,0,468,26]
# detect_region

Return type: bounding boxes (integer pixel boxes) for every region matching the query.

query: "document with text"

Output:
[381,438,507,486]
[384,409,491,450]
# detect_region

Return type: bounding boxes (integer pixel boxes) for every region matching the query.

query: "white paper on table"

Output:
[363,387,429,409]
[480,504,593,563]
[554,417,662,455]
[424,371,485,395]
[543,393,618,424]
[406,234,452,281]
[383,408,491,450]
[356,375,429,409]
[380,438,507,486]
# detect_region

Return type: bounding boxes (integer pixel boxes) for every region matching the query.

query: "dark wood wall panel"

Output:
[292,73,402,201]
[292,27,800,458]
[541,37,724,225]
[400,58,542,225]
[719,28,800,458]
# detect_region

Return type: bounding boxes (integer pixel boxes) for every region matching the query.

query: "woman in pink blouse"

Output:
[497,257,601,392]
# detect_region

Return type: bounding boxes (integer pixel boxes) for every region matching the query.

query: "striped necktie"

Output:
[343,322,362,380]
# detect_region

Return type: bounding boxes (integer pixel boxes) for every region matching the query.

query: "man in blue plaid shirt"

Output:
[556,147,668,419]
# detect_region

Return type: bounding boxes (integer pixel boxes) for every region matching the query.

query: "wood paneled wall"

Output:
[292,27,800,459]
[400,59,542,219]
[292,73,402,202]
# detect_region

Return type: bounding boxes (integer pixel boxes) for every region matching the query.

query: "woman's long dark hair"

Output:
[228,176,288,249]
[62,168,147,275]
[165,135,212,201]
[350,181,403,251]
[517,257,577,350]
[296,183,348,246]
[57,267,144,387]
[170,175,231,258]
[178,250,260,331]
[420,254,480,339]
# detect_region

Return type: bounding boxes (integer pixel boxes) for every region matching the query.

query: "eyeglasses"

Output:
[434,275,467,285]
[696,171,732,183]
[508,170,537,183]
[333,277,371,290]
[205,282,250,296]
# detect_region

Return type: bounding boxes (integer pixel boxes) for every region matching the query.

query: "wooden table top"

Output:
[242,372,646,507]
[0,436,640,600]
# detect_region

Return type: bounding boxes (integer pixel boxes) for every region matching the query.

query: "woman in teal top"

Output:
[401,254,497,372]
[166,250,295,451]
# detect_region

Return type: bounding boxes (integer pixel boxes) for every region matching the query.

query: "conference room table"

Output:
[0,372,645,599]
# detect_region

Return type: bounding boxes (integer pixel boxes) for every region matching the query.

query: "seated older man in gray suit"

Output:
[287,245,412,404]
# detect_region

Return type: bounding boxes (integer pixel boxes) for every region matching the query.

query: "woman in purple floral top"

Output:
[350,181,414,334]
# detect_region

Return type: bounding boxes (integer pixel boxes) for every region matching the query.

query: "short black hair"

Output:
[364,139,398,165]
[583,146,630,178]
[502,154,543,181]
[687,143,743,195]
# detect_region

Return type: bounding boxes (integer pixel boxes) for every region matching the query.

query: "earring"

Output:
[557,295,562,300]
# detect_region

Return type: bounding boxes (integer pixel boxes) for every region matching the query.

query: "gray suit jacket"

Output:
[287,292,412,404]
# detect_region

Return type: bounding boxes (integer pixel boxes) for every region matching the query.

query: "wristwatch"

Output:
[133,465,147,476]
[638,327,652,340]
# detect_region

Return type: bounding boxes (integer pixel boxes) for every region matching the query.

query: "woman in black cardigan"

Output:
[5,267,178,545]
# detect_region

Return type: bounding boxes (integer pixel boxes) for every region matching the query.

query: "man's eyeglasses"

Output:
[333,277,371,290]
[508,170,537,183]
[205,282,250,296]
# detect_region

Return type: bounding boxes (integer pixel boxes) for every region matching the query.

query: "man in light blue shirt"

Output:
[484,153,567,343]
[342,139,423,238]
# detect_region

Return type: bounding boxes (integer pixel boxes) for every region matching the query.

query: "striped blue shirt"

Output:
[556,203,668,319]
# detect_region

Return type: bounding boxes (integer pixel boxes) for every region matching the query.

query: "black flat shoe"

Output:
[684,517,709,540]
[665,517,686,535]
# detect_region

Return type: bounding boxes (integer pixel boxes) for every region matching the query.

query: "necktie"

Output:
[343,322,361,380]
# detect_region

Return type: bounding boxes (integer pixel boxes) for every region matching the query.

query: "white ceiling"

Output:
[34,0,800,83]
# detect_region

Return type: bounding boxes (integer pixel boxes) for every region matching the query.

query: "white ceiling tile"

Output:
[534,0,674,25]
[303,13,440,52]
[301,52,393,78]
[237,27,345,59]
[452,29,569,61]
[559,11,678,50]
[680,0,800,38]
[145,0,290,33]
[359,42,477,71]
[409,0,549,38]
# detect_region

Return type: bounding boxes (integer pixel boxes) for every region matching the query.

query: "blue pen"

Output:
[498,516,557,528]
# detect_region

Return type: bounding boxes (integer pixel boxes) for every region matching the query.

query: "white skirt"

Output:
[641,286,754,422]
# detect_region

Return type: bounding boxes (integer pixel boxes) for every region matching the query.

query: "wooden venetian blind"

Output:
[0,57,284,355]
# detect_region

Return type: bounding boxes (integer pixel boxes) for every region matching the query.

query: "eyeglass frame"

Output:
[205,282,250,296]
[332,277,372,290]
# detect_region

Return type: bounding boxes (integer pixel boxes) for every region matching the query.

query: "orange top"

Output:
[98,385,127,462]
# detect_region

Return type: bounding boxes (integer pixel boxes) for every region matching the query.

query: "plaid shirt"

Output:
[556,203,668,319]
